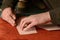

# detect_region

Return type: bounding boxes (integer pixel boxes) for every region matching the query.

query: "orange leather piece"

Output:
[0,18,60,40]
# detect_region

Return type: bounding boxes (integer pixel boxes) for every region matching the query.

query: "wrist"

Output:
[45,11,51,21]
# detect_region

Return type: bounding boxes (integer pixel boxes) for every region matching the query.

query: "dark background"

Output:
[0,0,2,16]
[0,0,49,16]
[0,0,2,8]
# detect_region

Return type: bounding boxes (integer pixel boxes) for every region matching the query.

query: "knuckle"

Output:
[21,18,26,21]
[33,18,37,21]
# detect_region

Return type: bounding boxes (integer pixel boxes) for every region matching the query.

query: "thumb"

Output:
[23,23,35,31]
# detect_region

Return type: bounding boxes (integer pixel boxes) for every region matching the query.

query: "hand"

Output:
[1,8,16,26]
[17,12,51,31]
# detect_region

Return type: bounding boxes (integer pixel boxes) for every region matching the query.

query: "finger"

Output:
[21,17,28,24]
[11,14,16,20]
[21,20,31,30]
[46,22,52,24]
[16,17,28,30]
[19,18,28,29]
[23,22,35,31]
[7,16,15,26]
[2,16,15,26]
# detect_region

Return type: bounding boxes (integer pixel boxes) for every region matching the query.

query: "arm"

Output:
[43,0,60,25]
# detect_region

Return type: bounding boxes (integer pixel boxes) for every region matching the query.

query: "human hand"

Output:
[17,12,51,31]
[1,8,16,26]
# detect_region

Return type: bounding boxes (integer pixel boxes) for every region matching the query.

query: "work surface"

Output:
[0,18,60,40]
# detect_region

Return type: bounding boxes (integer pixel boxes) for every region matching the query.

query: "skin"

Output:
[17,12,51,31]
[1,8,51,31]
[1,7,16,26]
[1,0,52,31]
